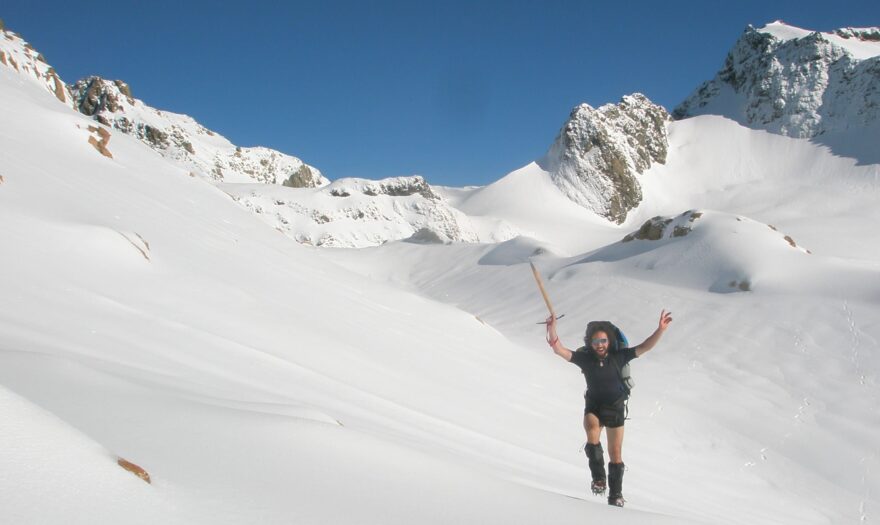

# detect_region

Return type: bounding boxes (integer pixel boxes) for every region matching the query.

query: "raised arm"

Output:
[633,309,673,357]
[546,315,574,361]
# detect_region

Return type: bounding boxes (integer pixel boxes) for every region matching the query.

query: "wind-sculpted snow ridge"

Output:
[574,209,880,297]
[69,76,328,187]
[220,175,519,248]
[674,21,880,161]
[541,94,670,224]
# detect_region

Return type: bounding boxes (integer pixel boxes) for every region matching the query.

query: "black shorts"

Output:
[584,396,626,428]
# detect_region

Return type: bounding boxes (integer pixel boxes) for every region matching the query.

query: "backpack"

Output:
[585,320,635,395]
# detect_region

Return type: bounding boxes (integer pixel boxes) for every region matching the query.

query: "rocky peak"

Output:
[674,22,880,141]
[1,21,327,189]
[542,93,670,224]
[67,75,328,188]
[72,76,134,117]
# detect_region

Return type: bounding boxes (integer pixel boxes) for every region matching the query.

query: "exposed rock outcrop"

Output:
[117,457,151,484]
[284,164,319,188]
[835,27,880,41]
[621,210,808,256]
[623,210,703,242]
[0,26,73,107]
[74,77,133,115]
[1,23,326,189]
[68,76,329,187]
[326,176,439,200]
[542,94,670,224]
[87,125,113,159]
[674,22,880,139]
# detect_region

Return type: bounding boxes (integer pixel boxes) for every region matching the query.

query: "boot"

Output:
[607,462,625,507]
[584,443,606,495]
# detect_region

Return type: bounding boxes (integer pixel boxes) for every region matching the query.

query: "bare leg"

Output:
[584,413,603,444]
[606,424,625,463]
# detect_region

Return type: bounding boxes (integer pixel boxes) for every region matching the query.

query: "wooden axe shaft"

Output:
[529,262,557,319]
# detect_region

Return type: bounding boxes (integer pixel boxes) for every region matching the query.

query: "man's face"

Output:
[591,331,610,357]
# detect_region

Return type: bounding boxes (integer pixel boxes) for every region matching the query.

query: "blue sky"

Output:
[3,1,878,186]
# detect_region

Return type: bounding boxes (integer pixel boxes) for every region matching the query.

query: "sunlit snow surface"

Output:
[2,29,880,525]
[760,20,880,60]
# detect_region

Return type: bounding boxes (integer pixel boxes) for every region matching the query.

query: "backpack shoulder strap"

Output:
[608,349,631,397]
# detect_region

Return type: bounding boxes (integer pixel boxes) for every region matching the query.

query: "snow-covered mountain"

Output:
[0,23,72,106]
[2,18,880,525]
[68,76,328,187]
[215,91,672,247]
[227,20,880,248]
[674,21,880,162]
[232,89,675,248]
[0,28,326,188]
[221,175,518,247]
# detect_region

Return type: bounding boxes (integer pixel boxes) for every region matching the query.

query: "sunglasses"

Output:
[590,338,609,345]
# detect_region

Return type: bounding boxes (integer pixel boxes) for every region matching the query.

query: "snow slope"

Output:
[636,115,880,262]
[443,161,622,254]
[0,35,697,525]
[327,111,880,524]
[2,18,880,525]
[0,385,186,524]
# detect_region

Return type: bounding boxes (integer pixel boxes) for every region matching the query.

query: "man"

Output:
[545,310,673,507]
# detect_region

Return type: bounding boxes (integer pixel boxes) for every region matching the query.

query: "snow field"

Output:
[1,65,704,524]
[3,21,880,524]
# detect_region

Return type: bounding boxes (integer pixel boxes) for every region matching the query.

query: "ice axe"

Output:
[529,261,564,324]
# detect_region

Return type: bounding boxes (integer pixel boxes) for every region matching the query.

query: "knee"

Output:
[608,445,623,463]
[584,418,601,441]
